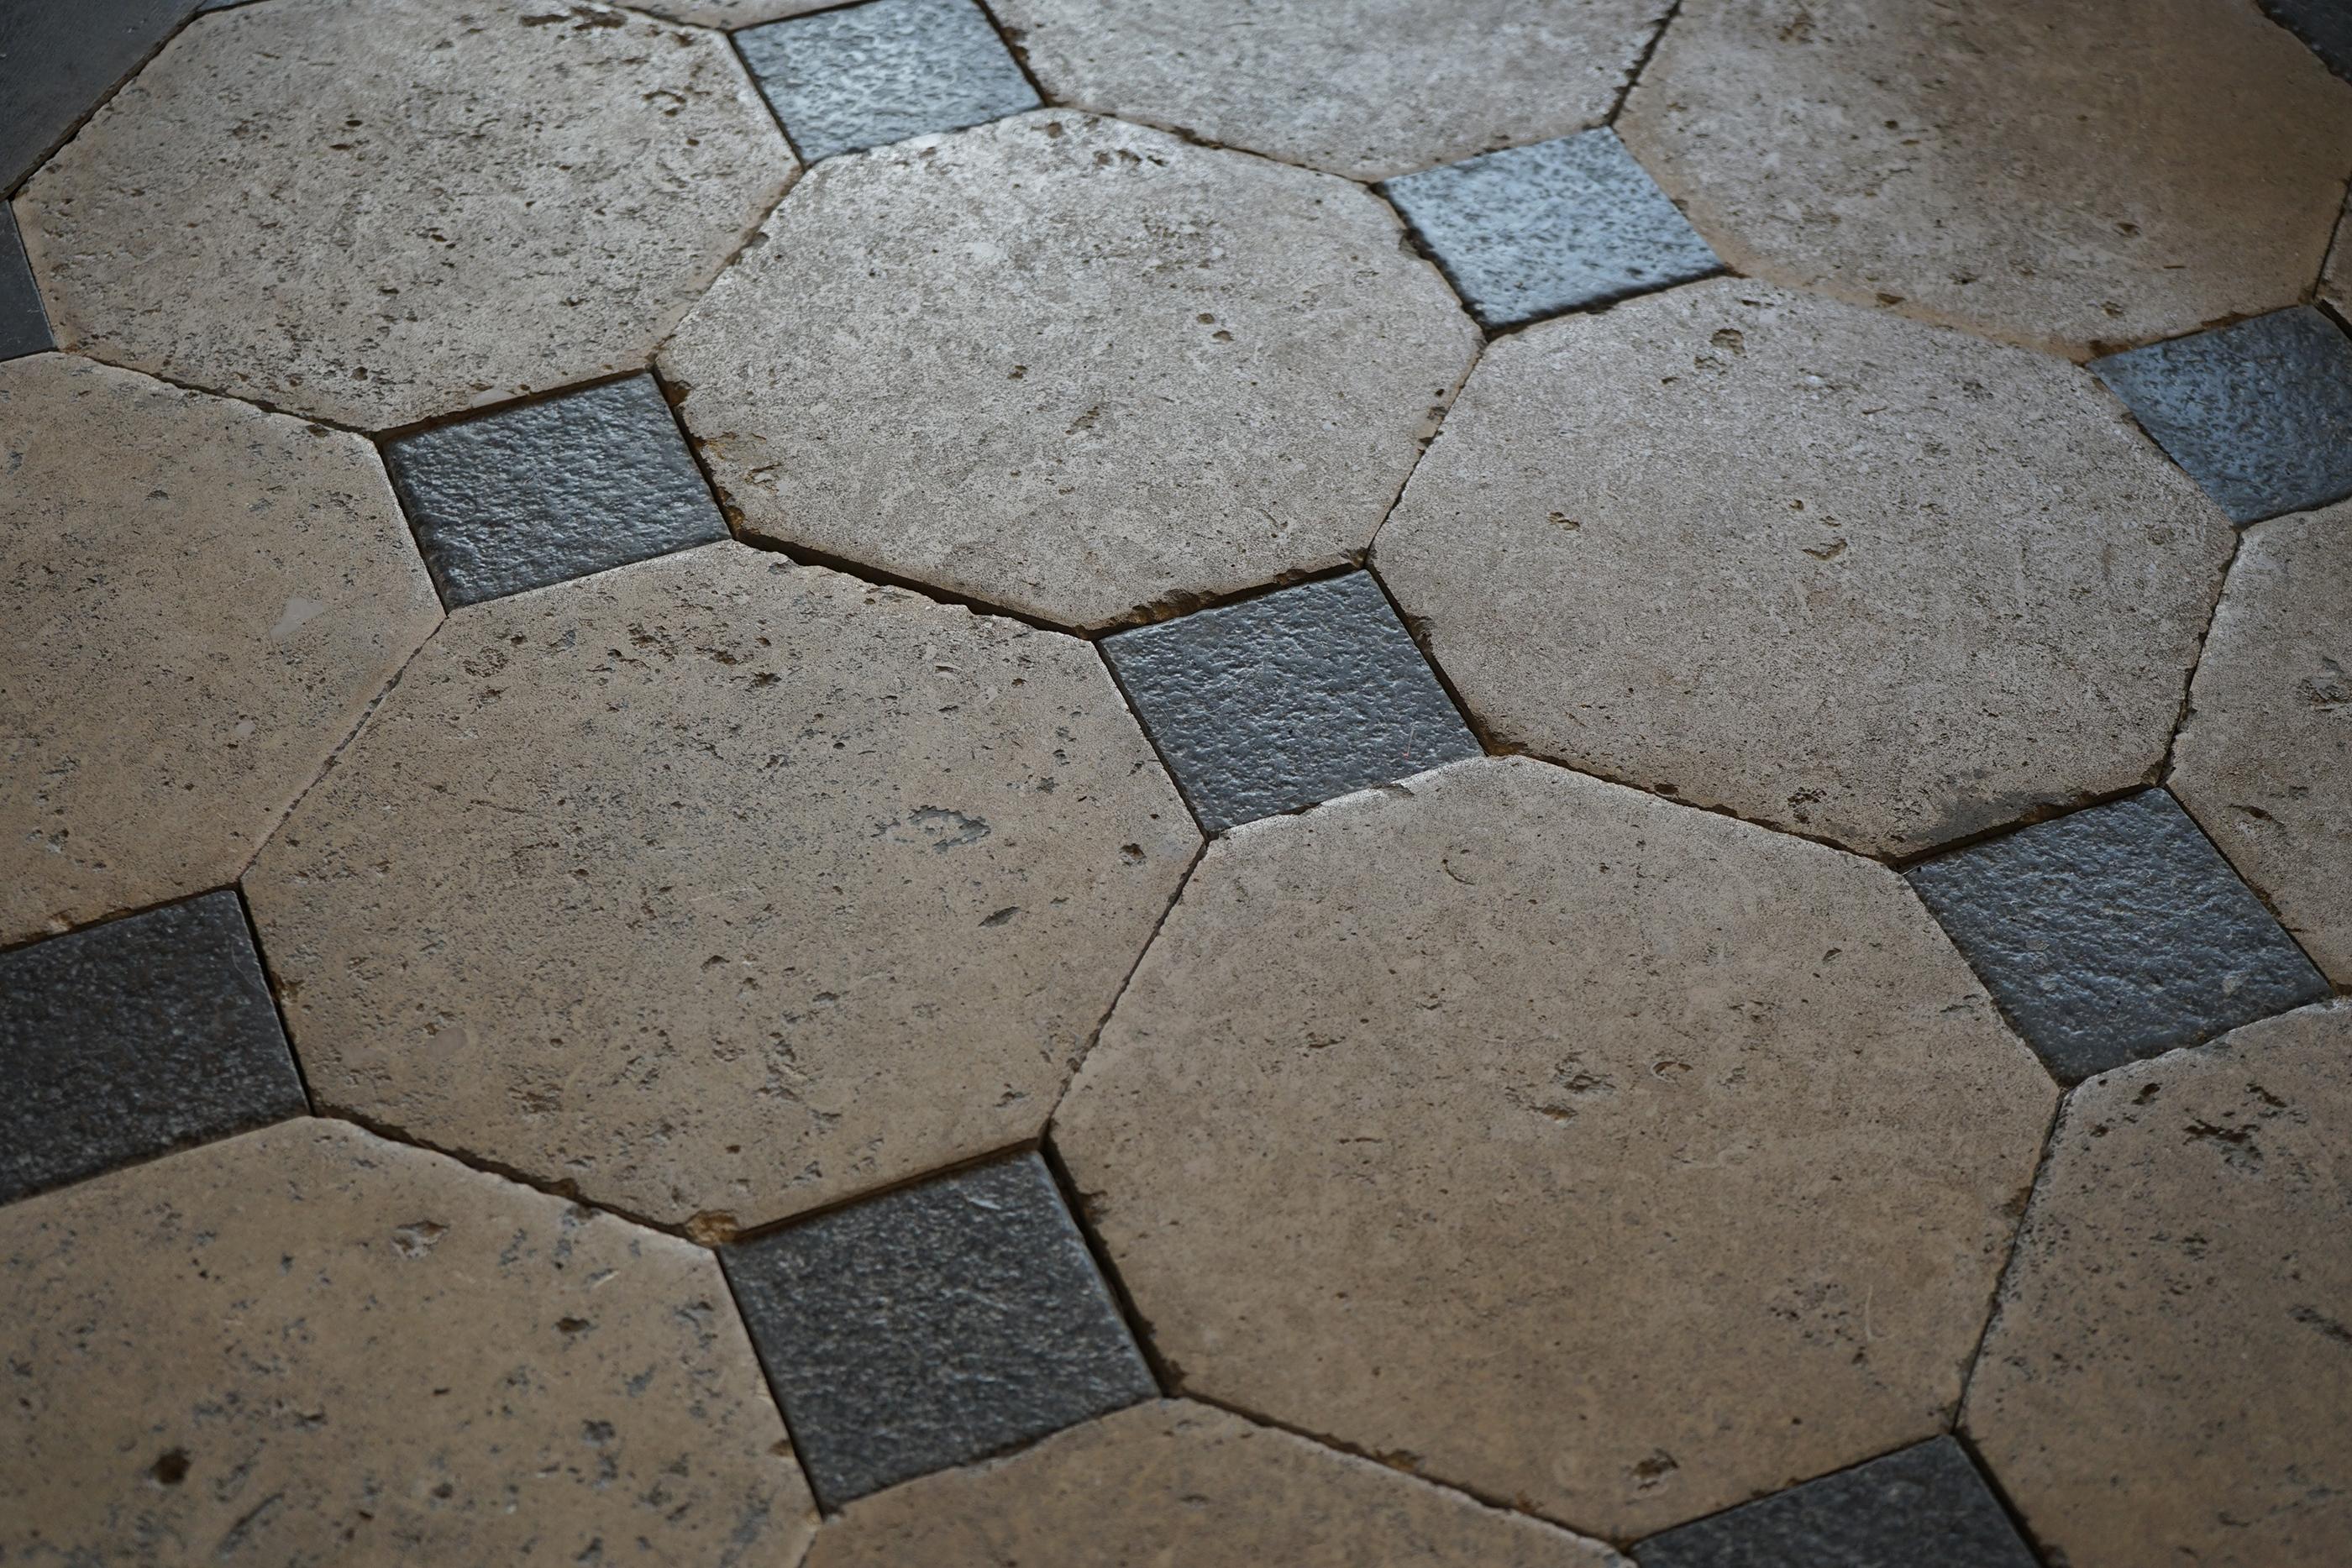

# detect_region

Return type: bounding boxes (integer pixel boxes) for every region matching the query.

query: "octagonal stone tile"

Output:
[1,354,438,946]
[244,543,1197,1230]
[1374,280,2235,860]
[661,111,1477,631]
[13,0,792,430]
[1053,756,2055,1539]
[1617,0,2352,358]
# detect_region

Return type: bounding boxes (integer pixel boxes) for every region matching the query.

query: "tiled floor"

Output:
[2,1,2349,1563]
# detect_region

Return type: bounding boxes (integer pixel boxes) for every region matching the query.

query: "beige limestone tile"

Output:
[660,111,1477,631]
[244,543,1197,1231]
[13,0,792,430]
[0,354,438,947]
[1374,280,2234,860]
[805,1400,1627,1566]
[1964,1003,2352,1568]
[1053,755,2055,1539]
[0,1117,813,1564]
[1617,0,2352,358]
[989,0,1672,182]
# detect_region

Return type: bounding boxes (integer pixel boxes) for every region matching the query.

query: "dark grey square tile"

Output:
[0,0,197,193]
[0,891,306,1206]
[2091,307,2352,524]
[2262,1,2352,79]
[722,1151,1154,1506]
[1907,789,2329,1083]
[1100,572,1481,833]
[1380,128,1721,330]
[0,202,51,360]
[737,0,1039,165]
[384,375,728,609]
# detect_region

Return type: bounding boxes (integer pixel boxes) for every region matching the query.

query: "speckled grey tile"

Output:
[384,375,727,609]
[2263,0,2352,79]
[1380,128,1720,330]
[2091,307,2352,524]
[722,1151,1154,1507]
[0,890,304,1206]
[738,0,1038,164]
[1907,789,2329,1083]
[0,204,50,359]
[0,0,196,193]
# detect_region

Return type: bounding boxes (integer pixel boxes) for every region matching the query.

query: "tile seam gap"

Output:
[710,1250,829,1518]
[725,526,1081,633]
[1361,336,1485,559]
[970,0,1053,111]
[230,883,318,1117]
[1034,1137,1181,1397]
[722,1140,1047,1247]
[1946,1428,2060,1568]
[1358,563,1497,755]
[1608,0,1687,123]
[1047,825,1206,1095]
[2,1,207,204]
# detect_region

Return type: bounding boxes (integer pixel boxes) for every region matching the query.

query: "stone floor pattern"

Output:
[3,1,2350,1564]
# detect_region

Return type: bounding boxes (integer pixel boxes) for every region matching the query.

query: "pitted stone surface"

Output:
[0,0,194,192]
[1375,281,2234,859]
[662,112,1478,630]
[0,354,439,945]
[1966,1004,2352,1568]
[244,544,1196,1229]
[738,0,1039,165]
[0,1118,815,1562]
[722,1152,1155,1506]
[990,0,1673,183]
[805,1401,1628,1567]
[0,206,49,360]
[13,0,792,429]
[1617,0,2352,357]
[1053,756,2055,1539]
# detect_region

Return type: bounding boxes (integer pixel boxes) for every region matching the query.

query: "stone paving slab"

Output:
[738,0,1039,164]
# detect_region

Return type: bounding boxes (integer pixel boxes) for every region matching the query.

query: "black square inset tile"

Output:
[737,0,1039,165]
[2091,307,2352,525]
[0,0,197,192]
[0,203,51,361]
[1907,789,2329,1083]
[1101,572,1481,834]
[0,891,306,1206]
[1381,128,1721,330]
[383,375,728,609]
[1633,1438,2038,1568]
[2262,1,2352,79]
[721,1151,1155,1506]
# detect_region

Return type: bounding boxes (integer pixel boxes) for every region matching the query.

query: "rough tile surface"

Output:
[1054,757,2056,1539]
[0,354,440,946]
[0,0,194,192]
[806,1401,1628,1566]
[1618,0,2352,357]
[1376,281,2234,859]
[386,375,728,608]
[0,1118,815,1561]
[663,112,1477,630]
[1383,128,1719,329]
[723,1152,1154,1505]
[1966,1003,2352,1568]
[1101,573,1479,832]
[244,544,1196,1230]
[2091,307,2352,525]
[2264,0,2352,78]
[738,0,1039,165]
[1907,789,2330,1084]
[14,0,792,429]
[0,205,49,359]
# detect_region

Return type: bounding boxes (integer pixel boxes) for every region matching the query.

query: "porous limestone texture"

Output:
[662,112,1477,630]
[990,0,1673,182]
[1053,756,2056,1539]
[1965,1004,2352,1568]
[1375,281,2235,859]
[1616,0,2352,358]
[13,0,793,429]
[0,1118,815,1563]
[0,354,438,946]
[244,544,1197,1230]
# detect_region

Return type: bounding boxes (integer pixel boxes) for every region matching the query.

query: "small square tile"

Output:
[384,375,728,609]
[737,0,1039,165]
[0,890,306,1205]
[0,0,197,192]
[1907,789,2329,1083]
[2262,1,2352,80]
[721,1151,1155,1506]
[2092,307,2352,524]
[1381,128,1721,330]
[1101,572,1481,833]
[0,203,53,361]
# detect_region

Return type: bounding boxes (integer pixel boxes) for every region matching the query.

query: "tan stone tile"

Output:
[805,1400,1626,1565]
[1053,756,2055,1539]
[1374,280,2234,859]
[13,0,791,430]
[1617,0,2352,358]
[1965,1003,2352,1568]
[0,354,438,947]
[0,1117,813,1563]
[244,543,1197,1230]
[661,112,1477,630]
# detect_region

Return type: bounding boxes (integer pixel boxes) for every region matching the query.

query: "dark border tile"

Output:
[2,0,197,194]
[0,202,51,359]
[2261,0,2352,79]
[737,0,1039,164]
